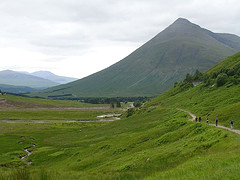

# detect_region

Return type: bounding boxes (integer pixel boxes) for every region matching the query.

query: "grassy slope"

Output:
[31,18,240,98]
[150,52,240,129]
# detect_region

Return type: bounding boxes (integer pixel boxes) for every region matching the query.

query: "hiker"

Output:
[199,116,201,123]
[231,120,234,129]
[206,117,209,124]
[215,117,218,126]
[195,116,198,122]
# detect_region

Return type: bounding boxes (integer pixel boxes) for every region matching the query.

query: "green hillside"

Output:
[150,52,240,129]
[1,53,240,179]
[31,18,240,98]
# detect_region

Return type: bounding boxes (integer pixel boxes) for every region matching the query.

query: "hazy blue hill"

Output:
[31,18,240,98]
[0,84,37,94]
[31,71,78,84]
[0,70,59,89]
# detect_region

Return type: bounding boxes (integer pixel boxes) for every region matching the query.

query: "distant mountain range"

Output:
[31,18,240,98]
[0,70,77,93]
[25,71,78,84]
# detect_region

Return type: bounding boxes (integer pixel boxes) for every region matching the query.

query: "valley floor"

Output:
[0,105,240,180]
[0,91,240,179]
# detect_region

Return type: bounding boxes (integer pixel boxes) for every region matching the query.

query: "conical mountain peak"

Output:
[174,17,191,24]
[167,17,201,31]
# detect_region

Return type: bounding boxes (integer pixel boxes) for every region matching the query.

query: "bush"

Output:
[216,73,228,86]
[126,108,135,117]
[116,101,121,108]
[133,101,142,107]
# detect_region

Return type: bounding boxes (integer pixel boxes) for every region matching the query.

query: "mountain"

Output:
[31,18,240,98]
[0,70,59,89]
[31,71,78,84]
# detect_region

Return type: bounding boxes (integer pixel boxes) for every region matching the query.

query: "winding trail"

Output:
[177,108,240,135]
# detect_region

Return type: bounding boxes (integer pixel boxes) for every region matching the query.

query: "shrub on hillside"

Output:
[126,108,135,117]
[216,73,228,86]
[133,101,142,107]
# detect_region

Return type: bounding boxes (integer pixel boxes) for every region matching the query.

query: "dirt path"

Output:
[177,108,240,135]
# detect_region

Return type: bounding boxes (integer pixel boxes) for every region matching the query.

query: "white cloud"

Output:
[0,0,239,78]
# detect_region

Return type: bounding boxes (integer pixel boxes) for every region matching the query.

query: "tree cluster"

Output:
[176,63,240,90]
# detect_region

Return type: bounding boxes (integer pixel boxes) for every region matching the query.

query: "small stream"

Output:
[19,137,36,165]
[1,114,122,123]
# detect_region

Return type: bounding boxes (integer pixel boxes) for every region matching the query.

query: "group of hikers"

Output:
[195,116,234,129]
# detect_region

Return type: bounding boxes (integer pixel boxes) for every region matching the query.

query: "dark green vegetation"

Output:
[0,70,59,89]
[32,18,240,98]
[1,53,240,179]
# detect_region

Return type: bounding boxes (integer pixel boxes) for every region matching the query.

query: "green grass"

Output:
[0,109,118,121]
[0,105,239,179]
[0,94,123,121]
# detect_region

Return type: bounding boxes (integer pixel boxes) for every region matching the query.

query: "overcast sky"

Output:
[0,0,239,78]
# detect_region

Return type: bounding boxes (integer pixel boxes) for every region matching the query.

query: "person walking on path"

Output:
[215,117,218,126]
[206,117,209,124]
[195,116,198,122]
[199,116,202,123]
[231,120,234,129]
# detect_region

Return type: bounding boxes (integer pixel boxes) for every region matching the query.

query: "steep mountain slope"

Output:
[0,70,59,88]
[32,18,240,98]
[31,71,78,84]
